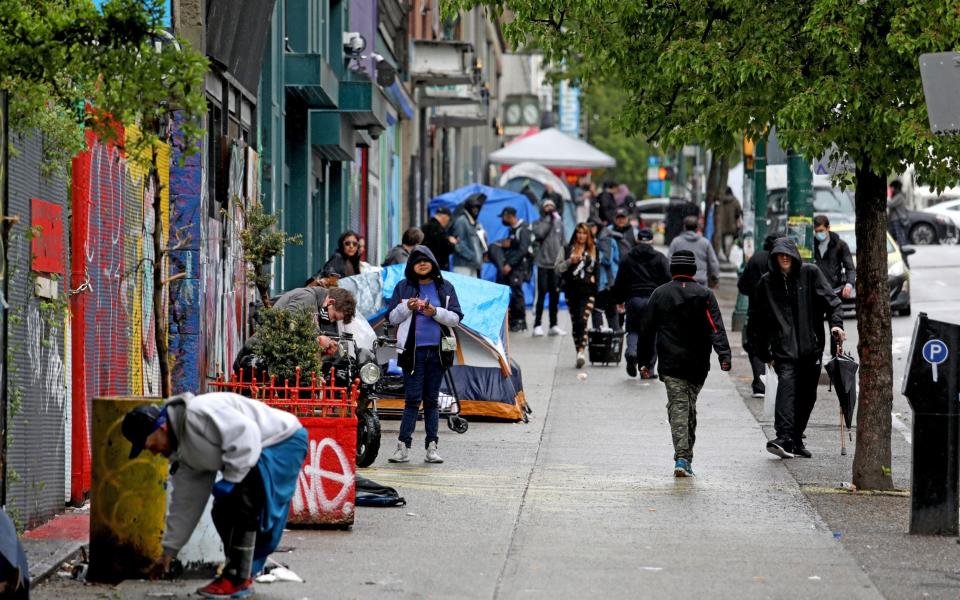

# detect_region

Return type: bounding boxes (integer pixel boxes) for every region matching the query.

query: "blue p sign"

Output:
[922,339,949,383]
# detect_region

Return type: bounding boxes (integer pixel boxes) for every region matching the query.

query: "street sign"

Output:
[919,52,960,136]
[922,339,949,383]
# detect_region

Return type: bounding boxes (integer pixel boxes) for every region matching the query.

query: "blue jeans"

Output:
[400,346,444,448]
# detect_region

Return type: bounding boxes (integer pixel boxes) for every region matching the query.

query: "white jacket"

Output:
[161,392,302,556]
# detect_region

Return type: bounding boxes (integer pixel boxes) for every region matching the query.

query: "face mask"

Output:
[815,231,828,242]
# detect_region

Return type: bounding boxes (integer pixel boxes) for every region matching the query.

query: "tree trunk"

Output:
[852,158,894,490]
[151,150,172,399]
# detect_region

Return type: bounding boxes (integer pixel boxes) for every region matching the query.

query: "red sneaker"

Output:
[197,577,255,598]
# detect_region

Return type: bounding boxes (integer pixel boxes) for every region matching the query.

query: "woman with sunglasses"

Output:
[555,223,598,368]
[313,231,362,283]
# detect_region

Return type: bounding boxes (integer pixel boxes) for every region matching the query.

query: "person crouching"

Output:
[121,392,308,598]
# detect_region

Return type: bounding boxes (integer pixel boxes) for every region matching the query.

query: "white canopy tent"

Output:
[489,128,616,169]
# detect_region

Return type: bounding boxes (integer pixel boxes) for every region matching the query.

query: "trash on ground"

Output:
[808,576,821,581]
[641,567,663,572]
[576,373,587,381]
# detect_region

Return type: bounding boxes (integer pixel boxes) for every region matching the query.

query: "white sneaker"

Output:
[576,351,586,369]
[549,325,566,336]
[388,442,410,463]
[425,442,444,463]
[532,326,545,337]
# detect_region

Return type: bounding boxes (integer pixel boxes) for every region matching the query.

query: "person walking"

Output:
[121,392,308,598]
[668,215,720,288]
[609,208,638,259]
[596,181,619,226]
[491,207,533,332]
[748,237,845,459]
[531,198,566,337]
[451,193,487,277]
[887,180,910,250]
[636,250,732,477]
[421,207,458,271]
[737,233,779,397]
[588,217,621,332]
[612,228,671,378]
[556,223,599,368]
[386,246,463,464]
[813,215,855,299]
[382,227,425,267]
[713,187,743,262]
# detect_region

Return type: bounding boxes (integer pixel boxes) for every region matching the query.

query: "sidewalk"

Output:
[22,510,88,584]
[36,306,884,599]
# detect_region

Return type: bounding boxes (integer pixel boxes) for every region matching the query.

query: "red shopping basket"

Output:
[211,368,359,527]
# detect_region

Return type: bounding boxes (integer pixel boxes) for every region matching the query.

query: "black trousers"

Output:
[566,290,595,351]
[773,358,821,442]
[211,467,266,579]
[741,320,766,383]
[590,289,622,331]
[534,267,560,328]
[499,270,528,328]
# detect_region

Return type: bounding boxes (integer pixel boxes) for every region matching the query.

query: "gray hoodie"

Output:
[668,231,720,287]
[161,392,302,556]
[532,213,565,269]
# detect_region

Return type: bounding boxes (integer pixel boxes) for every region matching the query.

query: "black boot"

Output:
[625,354,638,377]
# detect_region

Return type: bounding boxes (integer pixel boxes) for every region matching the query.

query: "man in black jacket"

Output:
[637,250,732,477]
[749,237,845,459]
[813,215,855,299]
[737,233,779,397]
[421,207,457,271]
[490,207,533,332]
[612,228,671,378]
[596,181,619,226]
[609,208,638,258]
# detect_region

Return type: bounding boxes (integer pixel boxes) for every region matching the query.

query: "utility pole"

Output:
[731,135,766,331]
[787,148,814,260]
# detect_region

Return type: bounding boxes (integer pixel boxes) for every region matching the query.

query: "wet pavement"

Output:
[38,300,884,599]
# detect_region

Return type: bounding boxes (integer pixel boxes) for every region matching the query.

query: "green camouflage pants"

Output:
[663,376,703,462]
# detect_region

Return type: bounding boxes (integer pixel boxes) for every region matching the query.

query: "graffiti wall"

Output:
[7,132,72,527]
[70,129,170,502]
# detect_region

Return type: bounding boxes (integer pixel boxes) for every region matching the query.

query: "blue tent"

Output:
[429,184,540,282]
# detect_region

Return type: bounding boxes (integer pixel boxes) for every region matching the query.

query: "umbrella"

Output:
[825,341,859,455]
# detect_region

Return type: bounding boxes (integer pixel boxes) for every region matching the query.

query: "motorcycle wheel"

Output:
[356,411,381,468]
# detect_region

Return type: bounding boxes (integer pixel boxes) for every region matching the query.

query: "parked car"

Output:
[831,223,913,317]
[900,209,958,245]
[765,186,855,234]
[921,197,960,234]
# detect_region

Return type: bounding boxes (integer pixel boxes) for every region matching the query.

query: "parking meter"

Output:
[902,313,960,535]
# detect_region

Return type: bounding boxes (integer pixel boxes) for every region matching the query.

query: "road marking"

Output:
[891,412,912,445]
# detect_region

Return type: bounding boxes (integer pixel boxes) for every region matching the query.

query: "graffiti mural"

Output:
[70,129,170,500]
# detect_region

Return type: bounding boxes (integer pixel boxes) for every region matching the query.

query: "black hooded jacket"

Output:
[814,231,856,290]
[737,234,778,298]
[638,275,731,386]
[421,216,454,270]
[748,238,843,363]
[611,243,671,303]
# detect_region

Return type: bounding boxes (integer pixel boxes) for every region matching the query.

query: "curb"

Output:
[27,541,86,586]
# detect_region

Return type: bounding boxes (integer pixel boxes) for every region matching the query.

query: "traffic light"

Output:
[658,166,675,180]
[744,137,755,171]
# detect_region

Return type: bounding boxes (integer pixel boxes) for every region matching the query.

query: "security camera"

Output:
[343,32,366,55]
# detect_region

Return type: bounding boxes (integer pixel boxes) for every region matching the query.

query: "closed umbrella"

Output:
[824,339,859,455]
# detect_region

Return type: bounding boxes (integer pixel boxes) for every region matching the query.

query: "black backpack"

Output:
[355,476,406,507]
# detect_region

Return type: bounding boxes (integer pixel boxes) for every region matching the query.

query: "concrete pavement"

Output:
[36,310,882,599]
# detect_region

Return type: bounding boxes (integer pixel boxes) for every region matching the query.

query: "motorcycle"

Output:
[324,332,383,468]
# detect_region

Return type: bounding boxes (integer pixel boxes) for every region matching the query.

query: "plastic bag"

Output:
[763,368,778,419]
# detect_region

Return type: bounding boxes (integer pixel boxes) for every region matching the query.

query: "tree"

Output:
[0,0,207,398]
[447,0,960,489]
[581,82,652,196]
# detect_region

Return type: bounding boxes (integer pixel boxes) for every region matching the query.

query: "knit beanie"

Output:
[670,250,697,277]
